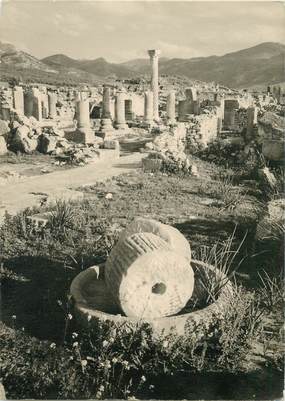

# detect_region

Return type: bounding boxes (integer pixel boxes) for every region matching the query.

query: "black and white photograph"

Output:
[0,1,284,399]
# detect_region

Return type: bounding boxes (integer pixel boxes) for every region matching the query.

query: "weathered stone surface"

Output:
[105,231,194,318]
[118,217,191,262]
[12,125,38,153]
[71,260,232,337]
[148,49,160,121]
[103,139,120,150]
[0,136,8,155]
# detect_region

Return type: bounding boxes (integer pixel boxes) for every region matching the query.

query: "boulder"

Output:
[12,125,38,153]
[0,136,8,155]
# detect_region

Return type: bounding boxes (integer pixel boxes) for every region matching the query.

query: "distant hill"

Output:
[0,42,103,85]
[1,41,284,88]
[0,41,56,73]
[43,55,137,78]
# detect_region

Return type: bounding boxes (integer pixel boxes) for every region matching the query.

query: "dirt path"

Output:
[0,152,143,220]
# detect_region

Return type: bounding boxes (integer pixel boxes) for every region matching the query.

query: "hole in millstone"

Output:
[151,282,166,295]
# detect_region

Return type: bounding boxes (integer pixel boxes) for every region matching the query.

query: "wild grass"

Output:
[258,270,284,309]
[197,175,248,212]
[193,229,246,303]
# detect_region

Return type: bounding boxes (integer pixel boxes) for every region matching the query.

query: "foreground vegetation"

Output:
[0,164,283,399]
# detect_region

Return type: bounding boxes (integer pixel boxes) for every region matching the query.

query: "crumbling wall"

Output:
[185,109,219,152]
[257,112,285,161]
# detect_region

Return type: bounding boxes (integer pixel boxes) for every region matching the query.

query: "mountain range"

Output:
[0,41,284,88]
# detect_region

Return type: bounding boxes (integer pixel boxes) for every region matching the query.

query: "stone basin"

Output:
[70,260,233,337]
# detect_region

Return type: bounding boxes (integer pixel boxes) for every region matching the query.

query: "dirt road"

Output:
[0,152,143,220]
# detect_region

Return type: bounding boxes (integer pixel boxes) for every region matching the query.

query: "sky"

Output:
[0,1,284,62]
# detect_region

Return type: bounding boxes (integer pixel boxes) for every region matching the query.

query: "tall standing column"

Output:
[115,91,128,129]
[148,49,160,121]
[48,92,57,119]
[144,91,153,123]
[166,91,176,124]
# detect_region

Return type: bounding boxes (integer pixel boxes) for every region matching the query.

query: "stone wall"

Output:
[257,112,285,161]
[185,109,219,151]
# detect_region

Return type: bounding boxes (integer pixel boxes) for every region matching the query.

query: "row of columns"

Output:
[12,86,58,121]
[99,86,177,131]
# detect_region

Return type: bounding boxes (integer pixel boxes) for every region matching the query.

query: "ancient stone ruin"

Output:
[70,217,233,336]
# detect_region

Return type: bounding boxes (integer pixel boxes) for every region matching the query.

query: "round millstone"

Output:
[105,232,194,318]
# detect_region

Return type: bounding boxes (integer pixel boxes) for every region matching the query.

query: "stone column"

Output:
[41,93,49,119]
[178,100,188,122]
[77,99,90,130]
[102,86,112,119]
[76,98,94,144]
[31,88,42,121]
[246,106,258,140]
[144,91,153,123]
[148,49,160,121]
[115,91,128,129]
[166,91,176,124]
[24,90,34,117]
[13,86,24,114]
[99,86,114,136]
[48,92,57,119]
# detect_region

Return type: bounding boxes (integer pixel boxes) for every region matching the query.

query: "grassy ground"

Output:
[0,151,74,178]
[0,155,283,399]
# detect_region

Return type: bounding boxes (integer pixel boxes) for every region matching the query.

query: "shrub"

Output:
[0,202,117,267]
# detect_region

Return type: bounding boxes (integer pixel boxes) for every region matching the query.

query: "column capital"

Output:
[148,49,161,58]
